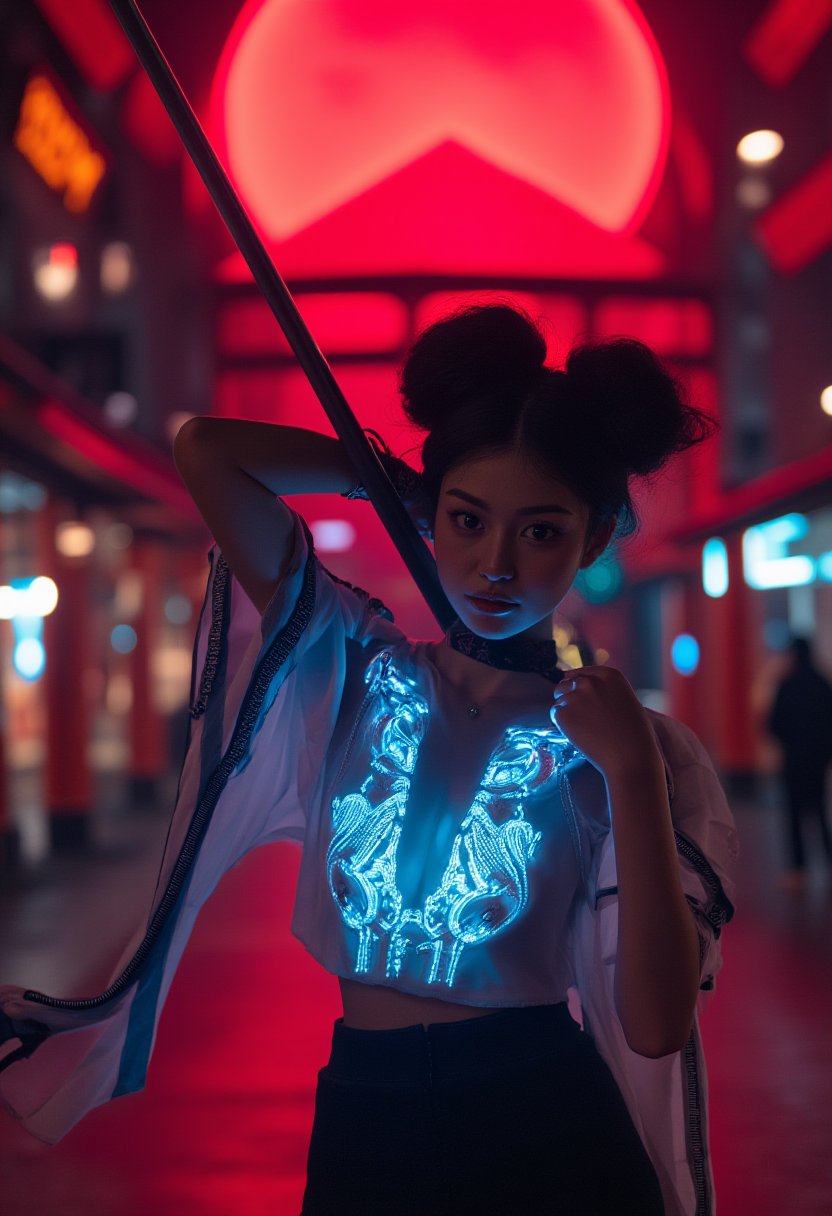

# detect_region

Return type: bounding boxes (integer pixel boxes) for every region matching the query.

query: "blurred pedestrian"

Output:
[767,636,832,891]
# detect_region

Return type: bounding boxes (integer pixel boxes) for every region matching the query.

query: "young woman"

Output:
[0,305,737,1215]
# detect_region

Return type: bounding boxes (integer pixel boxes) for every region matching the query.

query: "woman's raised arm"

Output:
[173,418,355,613]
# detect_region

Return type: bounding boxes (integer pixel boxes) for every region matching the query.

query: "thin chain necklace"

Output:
[447,623,564,718]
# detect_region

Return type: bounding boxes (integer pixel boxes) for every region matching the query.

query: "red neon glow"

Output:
[50,244,78,268]
[120,72,181,168]
[669,114,714,222]
[743,0,832,88]
[216,364,399,434]
[594,297,712,355]
[37,403,195,516]
[754,150,832,274]
[33,0,134,92]
[415,292,589,358]
[211,0,670,243]
[216,142,666,280]
[217,293,409,357]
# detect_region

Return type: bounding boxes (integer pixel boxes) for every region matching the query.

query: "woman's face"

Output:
[433,448,611,642]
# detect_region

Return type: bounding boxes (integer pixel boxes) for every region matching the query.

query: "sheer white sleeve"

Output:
[0,507,397,1143]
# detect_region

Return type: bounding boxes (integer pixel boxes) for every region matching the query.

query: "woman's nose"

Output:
[479,541,515,581]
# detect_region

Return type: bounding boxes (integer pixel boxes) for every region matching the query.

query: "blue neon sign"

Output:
[702,513,832,594]
[742,514,815,589]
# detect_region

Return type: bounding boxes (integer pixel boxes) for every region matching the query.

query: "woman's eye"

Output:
[524,523,562,542]
[449,511,482,531]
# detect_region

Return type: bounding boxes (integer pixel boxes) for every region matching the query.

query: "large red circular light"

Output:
[211,0,670,243]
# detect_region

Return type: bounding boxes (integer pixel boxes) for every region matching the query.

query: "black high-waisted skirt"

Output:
[300,1002,665,1216]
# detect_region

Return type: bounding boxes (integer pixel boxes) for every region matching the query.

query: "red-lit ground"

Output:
[1,791,831,1215]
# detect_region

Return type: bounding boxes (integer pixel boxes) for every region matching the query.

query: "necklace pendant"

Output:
[468,704,481,719]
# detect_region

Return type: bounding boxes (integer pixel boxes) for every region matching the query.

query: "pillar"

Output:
[40,498,93,850]
[128,537,168,805]
[0,694,14,867]
[700,531,761,790]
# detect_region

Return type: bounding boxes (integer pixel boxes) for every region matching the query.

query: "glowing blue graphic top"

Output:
[306,647,587,1002]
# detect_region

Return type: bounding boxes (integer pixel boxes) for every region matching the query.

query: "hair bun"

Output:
[400,304,547,431]
[564,339,711,477]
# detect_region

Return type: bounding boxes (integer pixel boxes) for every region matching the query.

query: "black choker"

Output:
[447,624,564,685]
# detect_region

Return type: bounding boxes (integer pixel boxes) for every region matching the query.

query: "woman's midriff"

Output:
[339,977,504,1029]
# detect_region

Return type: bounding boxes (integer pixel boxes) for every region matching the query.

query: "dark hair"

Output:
[399,303,717,541]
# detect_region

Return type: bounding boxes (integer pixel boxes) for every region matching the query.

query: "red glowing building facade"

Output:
[0,0,830,861]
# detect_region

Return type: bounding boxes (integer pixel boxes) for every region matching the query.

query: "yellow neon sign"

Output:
[13,75,106,213]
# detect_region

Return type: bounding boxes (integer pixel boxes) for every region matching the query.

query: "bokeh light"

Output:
[31,243,78,302]
[100,241,134,294]
[164,594,193,625]
[13,637,46,680]
[55,521,95,557]
[104,391,139,427]
[671,633,700,676]
[702,537,729,597]
[736,129,783,165]
[111,624,138,654]
[310,519,357,553]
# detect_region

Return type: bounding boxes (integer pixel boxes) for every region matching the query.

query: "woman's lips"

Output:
[465,594,519,615]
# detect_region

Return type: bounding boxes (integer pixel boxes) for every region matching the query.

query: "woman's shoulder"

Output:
[644,708,715,771]
[343,620,433,687]
[645,712,737,866]
[316,563,395,625]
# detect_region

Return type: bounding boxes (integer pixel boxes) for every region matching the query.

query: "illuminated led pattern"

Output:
[327,651,428,974]
[327,651,578,987]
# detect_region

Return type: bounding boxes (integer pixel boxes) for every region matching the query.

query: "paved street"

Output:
[1,784,830,1215]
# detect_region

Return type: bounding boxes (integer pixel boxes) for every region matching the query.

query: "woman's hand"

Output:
[345,436,434,539]
[550,665,662,780]
[381,454,433,539]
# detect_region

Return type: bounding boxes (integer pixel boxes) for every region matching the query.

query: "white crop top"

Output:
[272,517,733,1017]
[292,637,591,1006]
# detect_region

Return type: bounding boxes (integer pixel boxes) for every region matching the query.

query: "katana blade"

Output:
[107,0,454,630]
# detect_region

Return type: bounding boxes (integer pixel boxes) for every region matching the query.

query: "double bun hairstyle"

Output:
[399,303,716,542]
